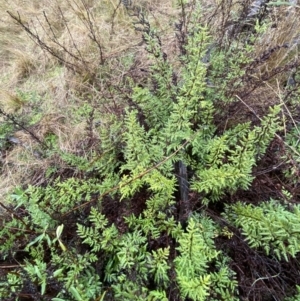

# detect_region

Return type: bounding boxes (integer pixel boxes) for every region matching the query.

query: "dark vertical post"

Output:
[177,160,190,223]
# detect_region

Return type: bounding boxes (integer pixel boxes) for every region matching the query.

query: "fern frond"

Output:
[224,201,300,260]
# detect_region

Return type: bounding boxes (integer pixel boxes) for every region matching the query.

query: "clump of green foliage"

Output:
[1,0,300,300]
[224,200,300,261]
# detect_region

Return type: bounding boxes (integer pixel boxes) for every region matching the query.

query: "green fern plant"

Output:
[175,215,238,301]
[76,208,238,301]
[1,0,298,300]
[224,200,300,261]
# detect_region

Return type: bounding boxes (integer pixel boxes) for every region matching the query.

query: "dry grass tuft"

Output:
[0,90,26,113]
[11,49,37,79]
[253,5,300,82]
[0,145,54,202]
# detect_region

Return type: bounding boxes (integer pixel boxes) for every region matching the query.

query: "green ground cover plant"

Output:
[0,0,300,300]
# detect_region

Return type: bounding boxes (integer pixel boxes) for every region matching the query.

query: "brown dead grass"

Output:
[253,5,300,82]
[0,90,26,113]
